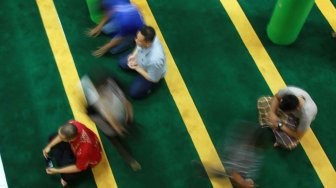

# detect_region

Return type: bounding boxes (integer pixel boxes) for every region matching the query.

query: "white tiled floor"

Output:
[0,155,8,188]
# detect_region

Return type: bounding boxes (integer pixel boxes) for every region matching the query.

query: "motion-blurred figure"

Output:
[87,0,145,56]
[193,122,265,188]
[81,75,141,170]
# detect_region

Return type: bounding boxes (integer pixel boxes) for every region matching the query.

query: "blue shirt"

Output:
[137,37,167,82]
[101,0,130,10]
[105,4,144,37]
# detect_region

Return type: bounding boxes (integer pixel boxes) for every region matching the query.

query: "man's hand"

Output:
[93,46,109,57]
[42,146,51,159]
[243,178,255,188]
[127,60,138,70]
[127,54,137,68]
[127,54,136,62]
[46,168,59,175]
[86,27,101,37]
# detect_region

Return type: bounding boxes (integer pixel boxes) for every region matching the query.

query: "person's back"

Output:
[277,86,317,132]
[99,84,126,124]
[101,0,130,10]
[112,4,144,37]
[68,120,102,170]
[81,76,131,136]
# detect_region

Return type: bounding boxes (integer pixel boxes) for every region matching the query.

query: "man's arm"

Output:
[268,93,281,128]
[46,165,81,174]
[133,66,153,82]
[93,36,124,57]
[231,171,254,188]
[128,61,161,82]
[86,14,109,37]
[42,135,62,158]
[279,125,304,139]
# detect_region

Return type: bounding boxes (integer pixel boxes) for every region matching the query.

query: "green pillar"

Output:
[86,0,104,24]
[267,0,315,45]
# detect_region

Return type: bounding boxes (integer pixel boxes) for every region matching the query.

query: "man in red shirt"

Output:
[43,120,102,187]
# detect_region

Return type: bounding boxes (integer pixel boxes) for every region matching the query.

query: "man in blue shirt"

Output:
[87,0,144,56]
[119,26,167,99]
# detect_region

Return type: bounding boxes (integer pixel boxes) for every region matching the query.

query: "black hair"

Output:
[279,94,299,112]
[59,124,78,140]
[140,26,156,42]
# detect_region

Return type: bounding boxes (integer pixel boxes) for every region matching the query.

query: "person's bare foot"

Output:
[130,160,141,171]
[60,178,68,187]
[273,142,279,148]
[244,178,255,187]
[332,32,336,39]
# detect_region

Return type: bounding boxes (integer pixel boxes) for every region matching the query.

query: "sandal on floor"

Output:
[332,32,336,39]
[60,178,68,187]
[273,142,280,148]
[130,161,141,171]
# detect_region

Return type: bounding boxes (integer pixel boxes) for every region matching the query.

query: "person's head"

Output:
[279,94,299,112]
[135,26,156,49]
[58,124,78,142]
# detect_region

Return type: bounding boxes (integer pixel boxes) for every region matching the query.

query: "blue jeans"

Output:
[119,55,156,99]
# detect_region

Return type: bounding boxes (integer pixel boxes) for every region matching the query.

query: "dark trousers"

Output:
[119,54,156,99]
[48,134,85,182]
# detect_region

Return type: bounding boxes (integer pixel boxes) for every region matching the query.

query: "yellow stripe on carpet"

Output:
[132,0,232,187]
[36,0,117,187]
[219,0,336,187]
[316,0,336,32]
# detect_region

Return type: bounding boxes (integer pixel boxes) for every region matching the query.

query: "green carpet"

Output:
[0,0,335,187]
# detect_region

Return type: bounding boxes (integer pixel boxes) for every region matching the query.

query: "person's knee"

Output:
[129,89,142,99]
[129,87,149,100]
[110,48,120,55]
[118,56,129,69]
[287,142,299,150]
[61,172,80,183]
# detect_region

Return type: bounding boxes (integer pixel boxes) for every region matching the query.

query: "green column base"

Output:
[86,0,104,24]
[267,0,315,45]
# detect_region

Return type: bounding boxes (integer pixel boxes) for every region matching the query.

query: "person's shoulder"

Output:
[280,86,309,97]
[68,120,80,126]
[69,120,88,131]
[287,86,308,93]
[152,38,165,56]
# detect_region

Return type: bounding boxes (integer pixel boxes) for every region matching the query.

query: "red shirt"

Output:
[68,120,102,170]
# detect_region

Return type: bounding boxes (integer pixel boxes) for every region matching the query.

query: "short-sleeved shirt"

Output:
[136,37,167,82]
[222,144,262,179]
[277,86,318,132]
[68,120,102,170]
[106,4,144,38]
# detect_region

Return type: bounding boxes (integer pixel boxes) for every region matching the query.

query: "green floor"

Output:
[0,0,335,187]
